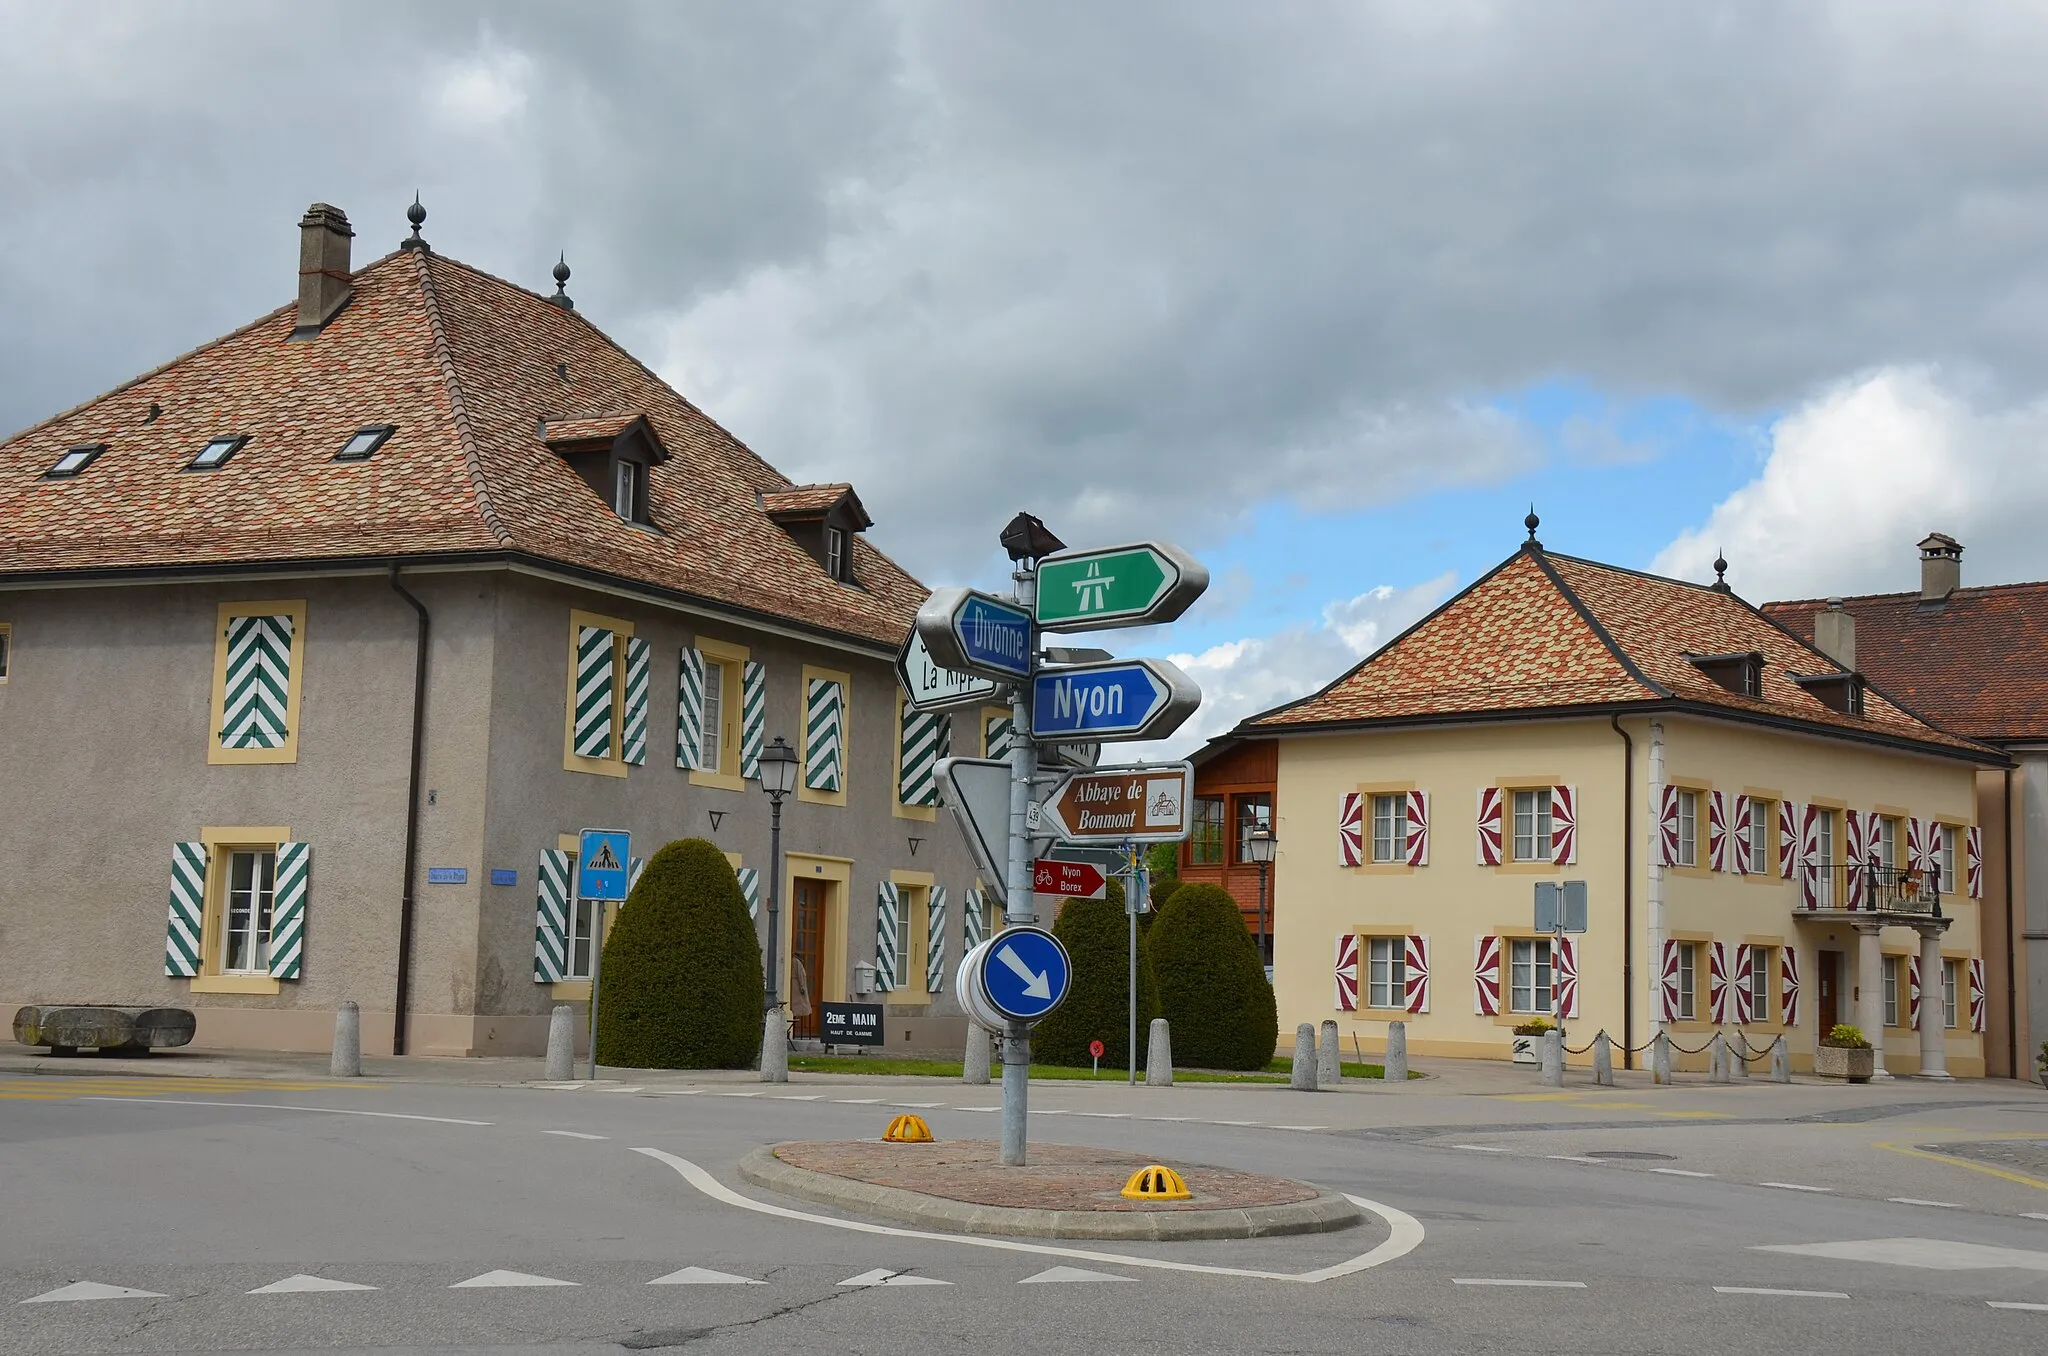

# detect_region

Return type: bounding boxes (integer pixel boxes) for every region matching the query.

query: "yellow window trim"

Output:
[190,825,292,991]
[189,974,282,995]
[783,853,853,1008]
[689,636,750,791]
[798,664,850,807]
[563,609,634,778]
[892,697,939,822]
[889,870,935,1006]
[207,600,307,765]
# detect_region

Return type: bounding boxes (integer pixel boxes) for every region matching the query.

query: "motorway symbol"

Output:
[1033,859,1106,899]
[1030,659,1200,742]
[896,628,1001,713]
[1039,762,1194,843]
[978,925,1071,1021]
[1035,542,1208,632]
[578,828,632,902]
[915,587,1033,681]
[937,758,1052,905]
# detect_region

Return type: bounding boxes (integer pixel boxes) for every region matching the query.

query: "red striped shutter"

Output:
[1967,826,1984,898]
[1550,785,1577,864]
[1657,939,1681,1022]
[1905,817,1929,873]
[1842,810,1867,910]
[1338,793,1363,868]
[1731,794,1753,874]
[1708,791,1729,873]
[1404,934,1430,1013]
[1730,945,1752,1023]
[1780,948,1802,1027]
[1476,788,1503,866]
[1656,785,1681,866]
[1779,800,1800,879]
[1553,935,1579,1018]
[1473,935,1501,1015]
[1405,791,1431,867]
[1708,942,1731,1023]
[1799,805,1824,909]
[1908,954,1922,1029]
[1334,933,1359,1011]
[1968,958,1987,1033]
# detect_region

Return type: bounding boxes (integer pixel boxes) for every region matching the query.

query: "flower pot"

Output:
[1815,1044,1874,1083]
[1511,1035,1539,1065]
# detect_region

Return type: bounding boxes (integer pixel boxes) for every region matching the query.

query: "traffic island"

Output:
[739,1139,1362,1240]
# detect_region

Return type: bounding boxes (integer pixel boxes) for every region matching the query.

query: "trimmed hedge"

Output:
[1148,882,1277,1070]
[1033,879,1158,1069]
[594,838,764,1069]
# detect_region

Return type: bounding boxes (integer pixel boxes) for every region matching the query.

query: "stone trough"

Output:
[12,1006,196,1056]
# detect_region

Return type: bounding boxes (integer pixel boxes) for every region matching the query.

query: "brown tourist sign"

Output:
[1033,762,1195,844]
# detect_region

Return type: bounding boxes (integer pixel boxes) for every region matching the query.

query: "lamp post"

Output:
[758,736,799,1009]
[1245,824,1276,973]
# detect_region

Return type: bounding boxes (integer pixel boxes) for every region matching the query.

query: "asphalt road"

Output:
[4,1074,2048,1355]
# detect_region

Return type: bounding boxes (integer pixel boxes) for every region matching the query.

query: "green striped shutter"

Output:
[629,856,645,896]
[875,881,901,992]
[675,647,705,769]
[984,712,1014,761]
[267,841,310,979]
[898,700,945,807]
[533,848,571,982]
[805,677,844,792]
[573,626,615,759]
[220,613,293,749]
[737,867,761,920]
[962,887,986,951]
[622,637,651,765]
[927,886,948,993]
[165,842,208,977]
[740,661,766,779]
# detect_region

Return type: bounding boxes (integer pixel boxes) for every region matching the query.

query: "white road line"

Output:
[839,1269,949,1287]
[21,1282,164,1303]
[1988,1300,2048,1311]
[1020,1266,1137,1284]
[1452,1278,1587,1288]
[955,1106,1000,1112]
[2024,1213,2048,1222]
[543,1130,609,1141]
[1759,1182,1833,1193]
[771,1095,824,1101]
[712,1091,766,1098]
[1887,1198,1961,1209]
[1210,1120,1261,1127]
[1549,1155,1603,1164]
[1270,1125,1328,1132]
[833,1098,883,1105]
[630,1148,1424,1284]
[595,1086,646,1094]
[81,1098,491,1126]
[1452,1144,1507,1153]
[248,1274,377,1294]
[891,1102,944,1109]
[450,1270,576,1288]
[1032,1109,1073,1116]
[1650,1168,1715,1178]
[1714,1286,1848,1299]
[1076,1112,1130,1119]
[645,1090,702,1096]
[649,1267,763,1286]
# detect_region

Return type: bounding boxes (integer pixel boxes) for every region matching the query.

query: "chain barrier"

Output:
[1666,1034,1719,1056]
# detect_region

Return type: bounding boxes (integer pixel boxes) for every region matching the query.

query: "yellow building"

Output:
[1242,525,2006,1077]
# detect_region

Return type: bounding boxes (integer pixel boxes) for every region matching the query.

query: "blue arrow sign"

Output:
[1030,657,1200,742]
[578,828,632,902]
[978,926,1071,1021]
[956,594,1032,679]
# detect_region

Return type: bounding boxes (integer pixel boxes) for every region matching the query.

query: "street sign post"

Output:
[896,628,1000,713]
[1035,542,1208,632]
[577,828,631,1080]
[1033,859,1106,900]
[1038,762,1194,843]
[938,757,1054,905]
[1030,659,1199,742]
[977,926,1072,1022]
[914,588,1033,681]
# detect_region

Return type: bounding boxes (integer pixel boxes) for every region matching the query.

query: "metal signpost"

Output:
[577,828,631,1080]
[1535,880,1589,1046]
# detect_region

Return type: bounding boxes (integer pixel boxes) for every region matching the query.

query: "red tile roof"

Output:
[0,248,926,650]
[761,484,856,515]
[1762,583,2048,743]
[1246,547,1996,760]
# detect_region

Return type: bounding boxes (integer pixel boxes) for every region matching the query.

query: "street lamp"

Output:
[1244,824,1276,972]
[758,736,799,1010]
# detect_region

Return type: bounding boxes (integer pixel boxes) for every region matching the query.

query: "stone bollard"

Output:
[1733,1033,1751,1079]
[1652,1030,1672,1085]
[759,1008,789,1083]
[1145,1018,1174,1087]
[1771,1033,1792,1084]
[1384,1021,1409,1083]
[1539,1029,1564,1087]
[963,1024,992,1085]
[330,1002,361,1078]
[544,1004,575,1082]
[1709,1032,1731,1083]
[1318,1020,1341,1086]
[1290,1024,1318,1090]
[1593,1030,1614,1086]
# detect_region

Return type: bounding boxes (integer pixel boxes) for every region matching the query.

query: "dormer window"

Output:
[614,460,645,523]
[1685,650,1763,698]
[541,413,668,529]
[45,444,106,479]
[1792,671,1865,716]
[827,526,847,581]
[762,483,872,585]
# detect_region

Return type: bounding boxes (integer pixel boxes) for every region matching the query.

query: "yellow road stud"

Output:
[1120,1164,1191,1201]
[882,1113,933,1143]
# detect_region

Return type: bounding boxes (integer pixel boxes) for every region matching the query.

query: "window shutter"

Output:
[1968,958,1987,1033]
[1799,805,1823,908]
[927,886,948,993]
[899,700,944,807]
[737,867,761,921]
[1475,788,1503,866]
[1553,935,1579,1018]
[1404,934,1431,1013]
[1708,791,1729,873]
[533,848,571,982]
[740,661,766,778]
[1905,817,1928,873]
[874,882,901,991]
[1778,800,1801,879]
[1472,935,1501,1015]
[1337,793,1363,867]
[1708,942,1730,1023]
[1405,791,1431,867]
[1656,785,1680,866]
[1333,933,1359,1011]
[1656,939,1681,1022]
[675,647,705,769]
[1730,945,1751,1023]
[1908,954,1922,1029]
[220,613,294,750]
[1966,826,1984,898]
[806,678,844,792]
[1731,794,1753,874]
[267,841,310,980]
[1780,948,1801,1026]
[963,888,986,950]
[573,626,616,759]
[1842,811,1868,910]
[628,856,645,896]
[165,841,208,977]
[984,713,1014,761]
[621,637,651,765]
[1549,785,1576,865]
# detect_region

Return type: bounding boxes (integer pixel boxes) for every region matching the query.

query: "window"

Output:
[189,435,248,470]
[613,460,644,522]
[827,526,847,581]
[1814,811,1836,908]
[1746,799,1771,874]
[1935,825,1955,893]
[1370,794,1403,863]
[209,601,308,766]
[0,623,9,682]
[1942,959,1958,1030]
[1234,794,1273,862]
[1367,937,1406,1009]
[1675,791,1699,867]
[701,660,726,772]
[1512,789,1552,862]
[1878,816,1899,869]
[45,444,105,478]
[1746,946,1771,1023]
[1509,939,1554,1014]
[221,849,277,974]
[1190,797,1226,865]
[334,425,394,461]
[1677,943,1697,1020]
[563,609,635,777]
[1882,957,1899,1028]
[567,889,601,980]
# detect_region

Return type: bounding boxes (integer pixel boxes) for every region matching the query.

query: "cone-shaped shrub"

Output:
[1033,880,1159,1069]
[1148,882,1277,1070]
[594,838,763,1069]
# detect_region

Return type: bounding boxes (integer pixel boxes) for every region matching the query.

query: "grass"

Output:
[784,1054,1416,1081]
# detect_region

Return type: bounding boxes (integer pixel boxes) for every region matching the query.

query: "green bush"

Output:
[1144,842,1180,885]
[1140,878,1180,938]
[1147,882,1277,1070]
[1822,1023,1870,1050]
[1033,879,1159,1069]
[594,838,764,1069]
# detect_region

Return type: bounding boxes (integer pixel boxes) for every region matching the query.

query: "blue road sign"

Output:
[578,828,632,901]
[978,925,1072,1021]
[1030,657,1200,742]
[955,593,1033,679]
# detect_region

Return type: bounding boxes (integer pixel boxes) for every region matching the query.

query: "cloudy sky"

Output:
[6,2,2047,753]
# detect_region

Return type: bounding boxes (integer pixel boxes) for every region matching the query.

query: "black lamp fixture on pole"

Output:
[1244,824,1277,974]
[757,736,800,1011]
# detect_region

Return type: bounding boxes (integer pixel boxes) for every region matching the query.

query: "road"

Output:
[4,1069,2047,1354]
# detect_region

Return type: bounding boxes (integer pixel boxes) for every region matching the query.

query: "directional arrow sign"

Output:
[897,628,1001,713]
[977,925,1071,1021]
[1033,859,1106,899]
[915,587,1033,681]
[1040,762,1195,844]
[1035,542,1208,632]
[1030,658,1199,743]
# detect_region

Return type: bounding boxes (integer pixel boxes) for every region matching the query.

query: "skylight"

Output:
[45,444,106,478]
[189,435,248,471]
[334,425,395,461]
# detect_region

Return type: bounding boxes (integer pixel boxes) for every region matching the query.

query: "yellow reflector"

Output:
[882,1113,934,1143]
[1119,1164,1191,1201]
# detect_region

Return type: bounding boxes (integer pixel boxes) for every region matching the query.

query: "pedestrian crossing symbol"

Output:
[578,828,632,901]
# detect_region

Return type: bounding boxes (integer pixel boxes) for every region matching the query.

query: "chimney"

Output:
[1813,597,1856,670]
[1918,532,1962,603]
[295,203,355,336]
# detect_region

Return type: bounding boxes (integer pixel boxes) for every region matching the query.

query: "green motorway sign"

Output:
[1035,541,1209,632]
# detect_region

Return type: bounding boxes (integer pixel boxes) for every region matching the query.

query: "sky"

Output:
[4,1,2047,757]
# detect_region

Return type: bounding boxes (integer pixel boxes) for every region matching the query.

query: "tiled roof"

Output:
[761,485,855,515]
[0,248,926,650]
[542,414,654,450]
[1246,547,1995,759]
[1762,583,2048,742]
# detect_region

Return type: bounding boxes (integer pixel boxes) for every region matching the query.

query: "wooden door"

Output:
[790,879,827,1040]
[1817,949,1841,1033]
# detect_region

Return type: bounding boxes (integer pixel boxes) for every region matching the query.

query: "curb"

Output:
[737,1145,1363,1241]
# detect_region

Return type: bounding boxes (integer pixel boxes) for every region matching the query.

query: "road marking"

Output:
[1713,1286,1848,1299]
[1452,1278,1587,1288]
[1032,1108,1073,1116]
[1021,1266,1137,1284]
[648,1267,763,1286]
[1759,1182,1832,1193]
[1650,1168,1715,1178]
[528,1082,588,1090]
[891,1102,944,1109]
[2024,1213,2048,1222]
[248,1275,377,1294]
[1873,1139,2048,1194]
[80,1098,490,1126]
[645,1090,702,1096]
[1887,1198,1962,1209]
[1988,1300,2048,1311]
[1270,1125,1328,1132]
[1210,1120,1261,1127]
[839,1269,950,1287]
[956,1106,1001,1112]
[1076,1112,1130,1119]
[772,1095,824,1101]
[596,1086,646,1094]
[1549,1155,1604,1164]
[21,1281,165,1303]
[1452,1144,1507,1153]
[543,1130,608,1140]
[833,1098,883,1105]
[631,1148,1424,1284]
[450,1270,577,1288]
[712,1091,766,1098]
[1756,1238,2048,1272]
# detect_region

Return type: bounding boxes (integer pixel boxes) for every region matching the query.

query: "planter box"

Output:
[1815,1043,1874,1083]
[1510,1035,1539,1065]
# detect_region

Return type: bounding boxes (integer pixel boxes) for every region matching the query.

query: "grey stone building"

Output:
[0,202,994,1057]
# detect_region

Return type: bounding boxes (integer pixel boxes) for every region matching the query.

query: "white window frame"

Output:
[1745,945,1770,1023]
[1370,794,1403,863]
[1509,938,1553,1014]
[1942,959,1958,1030]
[1512,789,1552,863]
[827,526,847,580]
[1814,811,1836,908]
[1366,937,1406,1009]
[701,659,726,773]
[221,848,277,975]
[1878,816,1899,870]
[1882,957,1898,1028]
[567,879,599,982]
[1746,798,1770,874]
[1677,943,1697,1020]
[614,460,643,521]
[1936,825,1955,893]
[1676,790,1698,868]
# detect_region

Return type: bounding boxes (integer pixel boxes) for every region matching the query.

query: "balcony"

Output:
[1797,859,1945,920]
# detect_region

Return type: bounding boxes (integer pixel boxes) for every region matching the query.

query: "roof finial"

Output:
[1711,548,1731,592]
[547,253,575,310]
[1523,504,1541,550]
[400,193,429,252]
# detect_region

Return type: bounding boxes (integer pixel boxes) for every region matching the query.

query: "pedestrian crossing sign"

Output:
[578,828,632,901]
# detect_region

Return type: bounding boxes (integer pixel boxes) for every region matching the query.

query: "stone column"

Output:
[1854,922,1892,1081]
[1592,1030,1614,1086]
[963,1025,992,1085]
[1383,1021,1408,1083]
[1318,1020,1341,1086]
[1290,1024,1318,1090]
[544,1004,575,1082]
[330,1002,361,1078]
[1145,1018,1174,1087]
[1915,926,1951,1080]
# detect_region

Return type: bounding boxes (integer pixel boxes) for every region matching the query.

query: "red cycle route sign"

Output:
[1033,859,1106,899]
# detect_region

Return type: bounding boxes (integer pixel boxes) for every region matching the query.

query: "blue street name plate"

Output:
[978,925,1072,1022]
[491,868,519,887]
[427,867,467,885]
[578,828,632,902]
[956,594,1032,679]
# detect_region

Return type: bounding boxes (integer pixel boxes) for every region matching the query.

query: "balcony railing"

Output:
[1800,858,1944,916]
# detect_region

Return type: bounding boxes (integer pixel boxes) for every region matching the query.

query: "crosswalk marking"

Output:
[450,1270,577,1288]
[1549,1155,1604,1164]
[1452,1278,1586,1288]
[1988,1300,2048,1311]
[0,1077,346,1102]
[1759,1182,1832,1193]
[21,1281,165,1303]
[248,1275,376,1294]
[1651,1168,1714,1178]
[1886,1198,1961,1209]
[839,1269,950,1287]
[543,1130,608,1140]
